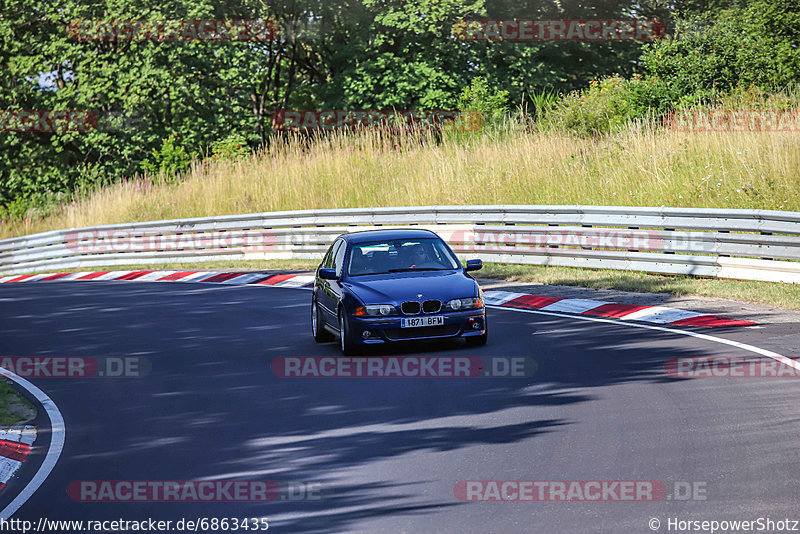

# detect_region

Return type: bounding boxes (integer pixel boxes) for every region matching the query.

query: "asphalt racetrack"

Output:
[1,280,799,533]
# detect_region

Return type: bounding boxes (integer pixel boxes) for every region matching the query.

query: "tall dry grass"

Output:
[2,123,799,239]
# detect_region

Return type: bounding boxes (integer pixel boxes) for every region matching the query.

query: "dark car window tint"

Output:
[320,247,331,268]
[333,240,347,276]
[323,240,341,269]
[347,237,460,275]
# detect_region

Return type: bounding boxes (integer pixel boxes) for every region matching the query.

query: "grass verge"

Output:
[2,125,800,239]
[0,380,36,426]
[15,260,800,310]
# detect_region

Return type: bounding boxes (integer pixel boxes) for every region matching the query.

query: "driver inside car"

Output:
[407,244,439,269]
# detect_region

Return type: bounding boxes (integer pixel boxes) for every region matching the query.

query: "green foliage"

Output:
[714,85,800,111]
[209,133,250,162]
[529,90,558,120]
[544,0,800,137]
[329,0,485,109]
[0,191,60,221]
[141,135,194,180]
[640,1,800,103]
[469,0,675,109]
[0,0,298,215]
[457,77,509,126]
[0,378,34,426]
[545,77,642,137]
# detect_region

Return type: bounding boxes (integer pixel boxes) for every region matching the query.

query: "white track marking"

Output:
[91,271,133,281]
[0,458,22,484]
[173,271,214,282]
[18,427,36,446]
[0,368,65,520]
[56,272,91,281]
[540,298,607,314]
[1,428,21,442]
[220,273,270,285]
[619,306,703,324]
[5,274,50,283]
[134,271,177,282]
[488,305,800,372]
[273,275,315,287]
[483,291,526,305]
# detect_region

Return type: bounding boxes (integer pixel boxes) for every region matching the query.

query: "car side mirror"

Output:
[319,268,338,280]
[465,259,483,272]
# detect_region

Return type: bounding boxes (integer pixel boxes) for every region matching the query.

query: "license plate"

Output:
[401,316,444,328]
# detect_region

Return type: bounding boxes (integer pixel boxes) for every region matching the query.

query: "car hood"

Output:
[343,270,478,304]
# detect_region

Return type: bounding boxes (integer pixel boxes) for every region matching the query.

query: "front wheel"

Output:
[312,298,334,342]
[339,310,358,355]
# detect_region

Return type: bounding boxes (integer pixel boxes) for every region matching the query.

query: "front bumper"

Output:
[347,309,486,345]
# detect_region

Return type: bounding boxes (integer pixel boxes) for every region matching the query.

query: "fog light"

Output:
[362,331,372,338]
[472,322,481,330]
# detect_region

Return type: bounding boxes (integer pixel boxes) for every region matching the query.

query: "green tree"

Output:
[0,0,308,206]
[327,0,485,109]
[640,0,800,104]
[464,0,675,108]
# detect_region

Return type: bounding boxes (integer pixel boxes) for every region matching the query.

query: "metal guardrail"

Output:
[1,205,799,283]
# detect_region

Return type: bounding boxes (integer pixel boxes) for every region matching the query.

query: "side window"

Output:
[323,240,341,269]
[333,241,347,276]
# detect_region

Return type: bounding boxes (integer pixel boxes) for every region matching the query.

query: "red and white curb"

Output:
[0,367,65,520]
[0,271,316,287]
[0,426,36,493]
[483,291,756,328]
[0,271,755,328]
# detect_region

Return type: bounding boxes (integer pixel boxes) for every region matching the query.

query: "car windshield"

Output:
[347,237,461,276]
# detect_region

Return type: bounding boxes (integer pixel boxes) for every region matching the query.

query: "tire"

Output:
[312,298,334,342]
[338,310,358,355]
[465,317,488,347]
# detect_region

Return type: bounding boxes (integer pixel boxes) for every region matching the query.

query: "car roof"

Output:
[342,228,439,244]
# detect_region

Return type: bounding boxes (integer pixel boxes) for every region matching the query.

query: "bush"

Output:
[540,0,800,137]
[544,77,657,137]
[529,90,559,121]
[714,85,800,111]
[209,133,250,163]
[457,77,510,128]
[0,191,60,221]
[141,135,194,180]
[640,3,800,103]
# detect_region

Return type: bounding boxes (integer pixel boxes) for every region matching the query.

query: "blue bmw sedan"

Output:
[311,229,487,355]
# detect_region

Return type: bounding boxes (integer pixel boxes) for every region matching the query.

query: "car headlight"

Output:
[445,297,483,311]
[355,304,396,316]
